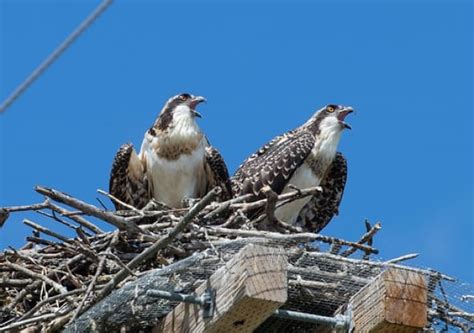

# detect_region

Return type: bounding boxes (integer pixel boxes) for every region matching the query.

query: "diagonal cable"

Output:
[0,0,114,114]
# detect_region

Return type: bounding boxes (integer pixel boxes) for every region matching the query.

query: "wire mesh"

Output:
[149,239,473,332]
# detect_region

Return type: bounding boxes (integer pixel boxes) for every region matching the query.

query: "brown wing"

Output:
[204,146,232,200]
[296,152,348,233]
[109,143,150,210]
[232,132,286,194]
[232,130,315,198]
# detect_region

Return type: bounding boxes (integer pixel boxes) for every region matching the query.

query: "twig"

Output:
[0,278,33,287]
[96,197,108,210]
[104,253,136,276]
[47,202,104,234]
[23,219,71,243]
[230,186,322,211]
[207,227,379,254]
[260,185,302,233]
[36,209,88,236]
[329,240,343,255]
[5,247,38,265]
[35,186,140,234]
[20,288,87,321]
[70,254,106,322]
[2,201,50,213]
[306,252,455,281]
[26,236,58,247]
[289,265,371,285]
[219,209,248,228]
[447,311,474,321]
[460,295,474,302]
[0,311,66,332]
[4,254,84,312]
[340,221,381,257]
[385,253,419,264]
[97,189,143,214]
[428,308,471,332]
[76,228,91,244]
[203,193,253,220]
[289,277,339,289]
[3,261,68,296]
[90,187,220,307]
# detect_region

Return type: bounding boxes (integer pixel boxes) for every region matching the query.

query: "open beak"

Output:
[337,107,353,129]
[189,96,206,118]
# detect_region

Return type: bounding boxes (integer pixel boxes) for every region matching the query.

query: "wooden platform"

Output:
[153,245,428,333]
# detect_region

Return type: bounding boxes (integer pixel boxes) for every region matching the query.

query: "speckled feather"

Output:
[231,104,350,232]
[296,152,347,232]
[232,130,315,197]
[204,146,233,200]
[109,143,150,210]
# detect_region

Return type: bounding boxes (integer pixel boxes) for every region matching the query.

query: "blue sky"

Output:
[0,1,472,283]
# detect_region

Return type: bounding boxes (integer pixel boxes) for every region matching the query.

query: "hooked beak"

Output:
[191,110,202,118]
[189,96,206,118]
[337,107,353,129]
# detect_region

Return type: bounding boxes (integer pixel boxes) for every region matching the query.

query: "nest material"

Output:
[0,186,471,332]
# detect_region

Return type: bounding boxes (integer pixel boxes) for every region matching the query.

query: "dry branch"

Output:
[92,187,220,306]
[206,227,379,254]
[1,184,467,332]
[2,261,68,297]
[340,221,381,257]
[35,186,140,234]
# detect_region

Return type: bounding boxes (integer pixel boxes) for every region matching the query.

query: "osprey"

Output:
[232,104,352,232]
[109,93,232,210]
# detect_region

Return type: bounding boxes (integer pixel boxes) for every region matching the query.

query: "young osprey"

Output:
[232,104,352,233]
[109,93,232,210]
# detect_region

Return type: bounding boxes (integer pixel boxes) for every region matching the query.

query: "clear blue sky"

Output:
[0,1,472,283]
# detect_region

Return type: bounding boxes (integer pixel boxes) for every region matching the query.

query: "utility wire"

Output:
[0,0,114,114]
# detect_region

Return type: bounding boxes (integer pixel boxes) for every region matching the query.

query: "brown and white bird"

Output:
[232,104,353,233]
[109,93,232,210]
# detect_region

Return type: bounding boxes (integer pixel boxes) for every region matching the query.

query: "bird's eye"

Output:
[179,94,190,101]
[326,105,335,113]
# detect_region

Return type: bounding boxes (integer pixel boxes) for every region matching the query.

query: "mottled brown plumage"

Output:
[109,143,149,210]
[109,93,232,210]
[204,146,233,200]
[232,104,352,232]
[233,130,315,197]
[296,152,347,232]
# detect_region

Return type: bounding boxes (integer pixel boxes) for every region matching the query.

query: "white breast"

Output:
[268,120,344,226]
[275,163,321,225]
[141,138,207,208]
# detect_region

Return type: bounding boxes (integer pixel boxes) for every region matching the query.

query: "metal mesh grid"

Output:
[426,274,474,332]
[153,240,473,332]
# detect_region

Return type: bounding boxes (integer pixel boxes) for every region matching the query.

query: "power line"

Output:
[0,0,114,114]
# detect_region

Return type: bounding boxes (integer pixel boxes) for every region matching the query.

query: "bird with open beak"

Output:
[109,93,232,210]
[232,104,353,233]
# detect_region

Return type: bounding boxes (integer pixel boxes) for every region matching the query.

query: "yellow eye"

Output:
[326,106,335,113]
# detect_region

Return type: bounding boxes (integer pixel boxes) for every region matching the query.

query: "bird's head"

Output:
[154,93,206,131]
[306,104,354,133]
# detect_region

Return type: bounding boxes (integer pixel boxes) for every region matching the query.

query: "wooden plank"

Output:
[334,267,427,333]
[155,244,288,333]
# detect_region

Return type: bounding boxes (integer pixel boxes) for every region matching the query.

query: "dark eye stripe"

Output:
[179,93,191,101]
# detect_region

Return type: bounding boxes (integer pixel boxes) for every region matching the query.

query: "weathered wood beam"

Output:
[334,267,428,333]
[155,244,288,333]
